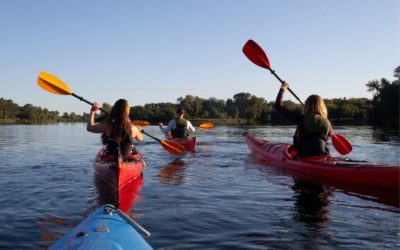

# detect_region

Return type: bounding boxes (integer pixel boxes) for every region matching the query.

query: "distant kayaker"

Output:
[159,107,195,138]
[87,99,143,155]
[274,82,332,156]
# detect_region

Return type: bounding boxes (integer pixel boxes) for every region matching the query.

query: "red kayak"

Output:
[166,137,196,152]
[93,147,145,190]
[244,133,400,191]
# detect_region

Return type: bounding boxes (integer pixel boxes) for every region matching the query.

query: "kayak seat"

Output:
[104,139,120,156]
[102,139,139,158]
[123,154,142,163]
[100,147,141,162]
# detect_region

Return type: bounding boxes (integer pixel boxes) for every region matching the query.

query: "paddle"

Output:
[331,133,352,155]
[131,120,150,128]
[242,39,352,155]
[37,71,185,155]
[199,122,214,129]
[242,39,303,105]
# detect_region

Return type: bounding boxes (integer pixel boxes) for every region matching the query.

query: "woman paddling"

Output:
[87,99,143,155]
[275,82,332,156]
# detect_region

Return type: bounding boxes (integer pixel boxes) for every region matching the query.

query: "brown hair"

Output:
[302,95,328,118]
[103,99,131,143]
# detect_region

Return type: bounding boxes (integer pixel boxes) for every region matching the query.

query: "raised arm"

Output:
[87,102,107,133]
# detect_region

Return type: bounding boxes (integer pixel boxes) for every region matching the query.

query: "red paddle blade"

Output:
[331,133,352,155]
[242,39,271,69]
[160,141,186,155]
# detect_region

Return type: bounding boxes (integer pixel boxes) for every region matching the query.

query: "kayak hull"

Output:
[244,133,400,191]
[166,137,196,152]
[49,204,152,250]
[93,148,144,190]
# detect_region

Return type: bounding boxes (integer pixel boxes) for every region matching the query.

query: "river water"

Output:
[0,124,399,249]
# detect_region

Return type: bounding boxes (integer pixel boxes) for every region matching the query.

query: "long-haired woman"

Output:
[274,82,332,156]
[87,99,143,155]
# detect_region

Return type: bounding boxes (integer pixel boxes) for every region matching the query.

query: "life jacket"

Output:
[294,113,330,157]
[171,118,189,138]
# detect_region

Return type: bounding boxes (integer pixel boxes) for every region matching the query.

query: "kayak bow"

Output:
[49,204,152,249]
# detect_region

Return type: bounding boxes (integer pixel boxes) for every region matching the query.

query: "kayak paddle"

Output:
[131,120,150,128]
[37,71,185,155]
[242,39,352,155]
[243,39,303,105]
[199,122,214,129]
[331,133,352,155]
[141,131,185,155]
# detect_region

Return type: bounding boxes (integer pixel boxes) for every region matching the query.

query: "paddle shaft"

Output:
[141,130,161,143]
[71,93,108,113]
[268,69,304,105]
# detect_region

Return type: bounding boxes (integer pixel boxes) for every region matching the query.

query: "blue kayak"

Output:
[50,204,153,250]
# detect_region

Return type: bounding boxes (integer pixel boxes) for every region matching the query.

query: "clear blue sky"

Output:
[1,0,399,114]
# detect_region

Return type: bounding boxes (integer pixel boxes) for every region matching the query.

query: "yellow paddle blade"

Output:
[37,71,72,95]
[199,122,214,129]
[131,120,150,128]
[160,141,186,155]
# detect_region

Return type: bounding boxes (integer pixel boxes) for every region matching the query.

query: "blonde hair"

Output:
[302,95,328,118]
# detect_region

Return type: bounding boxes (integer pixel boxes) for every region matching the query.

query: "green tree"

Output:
[366,66,399,127]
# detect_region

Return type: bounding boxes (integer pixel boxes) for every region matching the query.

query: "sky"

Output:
[1,0,399,114]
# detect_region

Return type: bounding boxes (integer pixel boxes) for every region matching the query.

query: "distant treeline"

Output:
[1,66,398,128]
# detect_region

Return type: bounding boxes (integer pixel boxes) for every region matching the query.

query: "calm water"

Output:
[0,124,399,249]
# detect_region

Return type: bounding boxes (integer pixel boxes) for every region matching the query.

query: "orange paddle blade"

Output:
[199,122,214,129]
[37,71,72,95]
[332,133,352,155]
[131,120,150,128]
[160,141,186,155]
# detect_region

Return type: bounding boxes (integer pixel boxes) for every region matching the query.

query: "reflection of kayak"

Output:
[49,204,152,250]
[95,175,143,213]
[244,133,400,191]
[94,147,145,190]
[166,137,196,152]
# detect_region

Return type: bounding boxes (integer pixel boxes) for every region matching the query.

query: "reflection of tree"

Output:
[159,159,186,185]
[371,127,400,143]
[291,179,333,228]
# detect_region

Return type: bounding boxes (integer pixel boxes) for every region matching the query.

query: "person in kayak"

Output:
[159,107,195,138]
[87,99,143,155]
[275,82,332,156]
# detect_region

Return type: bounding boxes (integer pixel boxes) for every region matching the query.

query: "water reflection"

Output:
[35,216,75,248]
[291,180,332,228]
[95,176,143,213]
[158,159,186,185]
[372,127,400,144]
[247,155,400,209]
